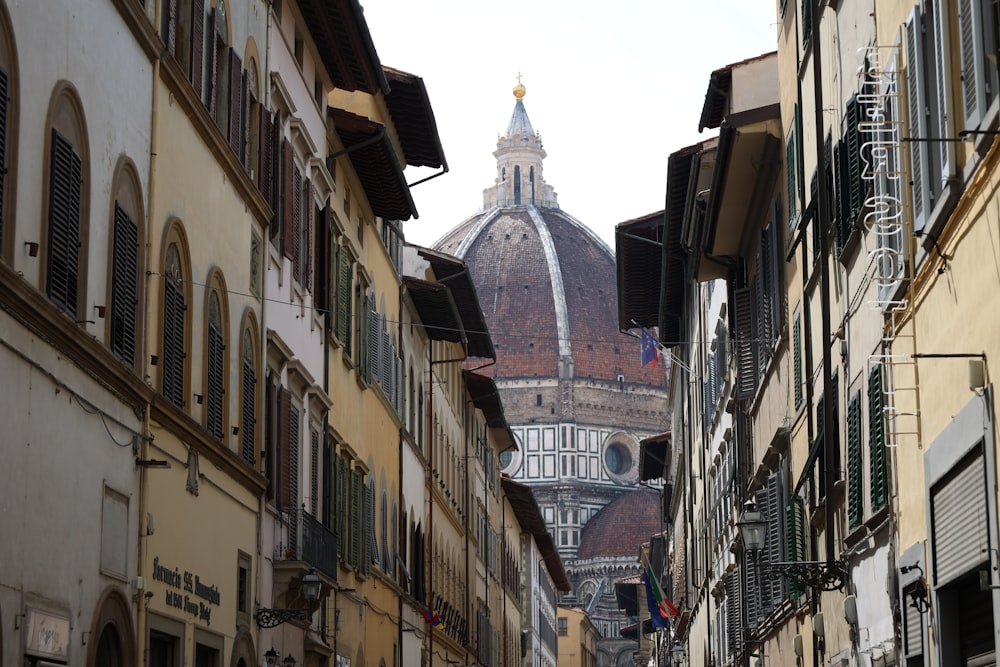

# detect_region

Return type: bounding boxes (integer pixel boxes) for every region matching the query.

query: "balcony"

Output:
[274,508,338,589]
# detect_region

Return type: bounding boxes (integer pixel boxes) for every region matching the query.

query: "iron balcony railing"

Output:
[284,507,338,582]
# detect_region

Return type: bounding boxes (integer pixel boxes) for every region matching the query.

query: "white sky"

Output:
[361,1,780,250]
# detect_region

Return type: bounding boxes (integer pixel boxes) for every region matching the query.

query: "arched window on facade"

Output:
[205,289,226,439]
[240,326,257,465]
[162,242,188,409]
[513,165,521,205]
[0,4,17,262]
[108,161,143,369]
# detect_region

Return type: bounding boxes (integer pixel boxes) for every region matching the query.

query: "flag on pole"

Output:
[640,328,660,367]
[643,570,669,628]
[641,548,679,618]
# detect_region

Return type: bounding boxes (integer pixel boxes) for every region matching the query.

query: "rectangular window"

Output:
[47,129,82,315]
[793,313,803,409]
[237,552,251,622]
[335,246,353,354]
[786,104,799,232]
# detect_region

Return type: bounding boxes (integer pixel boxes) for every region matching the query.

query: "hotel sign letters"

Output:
[152,556,222,625]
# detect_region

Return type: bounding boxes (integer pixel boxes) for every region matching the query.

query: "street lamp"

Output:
[255,569,324,628]
[264,648,279,666]
[737,499,767,557]
[670,641,686,666]
[283,655,297,667]
[738,499,848,591]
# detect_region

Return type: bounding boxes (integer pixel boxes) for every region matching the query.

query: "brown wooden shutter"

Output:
[304,180,313,293]
[240,70,249,166]
[206,8,217,117]
[314,205,329,315]
[228,49,242,155]
[278,387,291,509]
[206,319,225,439]
[240,348,256,465]
[265,373,278,500]
[110,202,139,366]
[0,66,9,246]
[47,129,82,316]
[282,141,294,260]
[190,0,204,96]
[162,275,186,408]
[258,106,272,206]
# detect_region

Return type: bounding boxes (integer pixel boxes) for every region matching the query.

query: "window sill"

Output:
[843,504,891,550]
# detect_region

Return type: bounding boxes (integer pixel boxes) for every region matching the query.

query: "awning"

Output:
[616,211,664,331]
[383,67,447,170]
[416,248,495,359]
[403,276,463,343]
[639,432,671,482]
[298,0,387,95]
[328,107,417,221]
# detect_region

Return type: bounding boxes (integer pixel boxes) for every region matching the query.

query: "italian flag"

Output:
[644,550,679,618]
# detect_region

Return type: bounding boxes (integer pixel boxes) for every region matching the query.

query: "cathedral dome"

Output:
[577,489,662,559]
[433,87,664,390]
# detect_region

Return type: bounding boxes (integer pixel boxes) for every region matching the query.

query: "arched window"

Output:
[513,165,521,205]
[0,4,17,262]
[205,289,225,438]
[162,242,188,409]
[240,327,257,465]
[108,160,144,368]
[45,84,90,318]
[390,499,398,578]
[245,56,260,175]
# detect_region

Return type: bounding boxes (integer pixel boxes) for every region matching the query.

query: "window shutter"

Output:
[47,129,82,315]
[281,141,294,260]
[278,389,291,509]
[904,582,924,657]
[905,9,930,231]
[190,0,204,97]
[314,206,330,316]
[310,428,319,516]
[228,49,242,155]
[734,286,757,399]
[958,0,988,130]
[932,3,952,191]
[785,495,807,600]
[350,469,362,570]
[239,70,249,165]
[336,247,352,352]
[381,322,391,390]
[304,182,313,293]
[793,314,803,409]
[0,67,8,248]
[163,275,186,408]
[765,475,786,606]
[744,549,760,629]
[206,8,217,120]
[164,0,177,56]
[754,252,771,377]
[846,97,864,226]
[241,346,255,465]
[834,139,846,248]
[207,319,225,439]
[335,455,346,561]
[259,107,272,205]
[110,203,139,366]
[365,294,376,384]
[786,123,797,232]
[847,391,864,529]
[364,481,375,575]
[869,364,888,511]
[725,569,742,653]
[291,164,302,279]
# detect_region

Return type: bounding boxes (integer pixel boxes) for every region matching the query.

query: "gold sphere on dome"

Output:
[513,82,526,100]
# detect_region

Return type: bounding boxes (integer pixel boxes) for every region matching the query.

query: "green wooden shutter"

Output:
[335,455,346,561]
[785,495,807,600]
[47,129,82,315]
[793,314,803,409]
[847,391,864,529]
[336,247,352,354]
[350,469,362,570]
[846,96,863,227]
[869,364,888,511]
[110,203,139,366]
[291,164,302,280]
[786,121,797,232]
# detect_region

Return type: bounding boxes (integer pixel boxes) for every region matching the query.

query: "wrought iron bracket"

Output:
[254,606,313,628]
[761,558,849,591]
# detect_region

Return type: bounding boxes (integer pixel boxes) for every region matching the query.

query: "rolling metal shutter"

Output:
[931,449,989,585]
